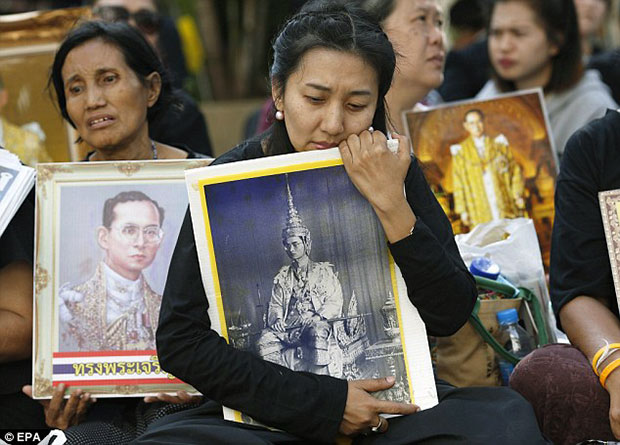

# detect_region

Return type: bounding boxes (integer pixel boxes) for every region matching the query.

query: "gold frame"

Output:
[0,8,91,162]
[33,159,210,398]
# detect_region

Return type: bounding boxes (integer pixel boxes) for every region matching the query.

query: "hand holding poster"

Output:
[185,148,438,425]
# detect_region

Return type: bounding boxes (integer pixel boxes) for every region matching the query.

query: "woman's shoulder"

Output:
[552,70,617,110]
[212,136,267,166]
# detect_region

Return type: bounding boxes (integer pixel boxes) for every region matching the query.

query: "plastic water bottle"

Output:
[496,308,535,386]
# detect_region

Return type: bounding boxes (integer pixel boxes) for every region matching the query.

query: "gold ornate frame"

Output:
[33,159,210,398]
[0,8,91,162]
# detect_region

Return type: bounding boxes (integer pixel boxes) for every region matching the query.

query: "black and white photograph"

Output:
[204,166,410,402]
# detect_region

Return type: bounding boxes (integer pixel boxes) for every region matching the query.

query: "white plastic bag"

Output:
[455,217,560,343]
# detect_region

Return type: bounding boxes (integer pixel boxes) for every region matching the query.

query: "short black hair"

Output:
[102,190,165,228]
[49,20,180,129]
[488,0,582,94]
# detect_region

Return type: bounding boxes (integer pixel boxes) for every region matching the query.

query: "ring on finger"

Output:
[370,416,384,433]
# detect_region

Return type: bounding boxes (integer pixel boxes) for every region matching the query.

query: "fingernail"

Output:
[414,405,420,412]
[58,383,65,390]
[386,376,395,384]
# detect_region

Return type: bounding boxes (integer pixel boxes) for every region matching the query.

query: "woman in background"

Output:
[477,0,616,159]
[359,0,446,134]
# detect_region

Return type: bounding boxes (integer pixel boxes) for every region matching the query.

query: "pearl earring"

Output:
[275,110,284,121]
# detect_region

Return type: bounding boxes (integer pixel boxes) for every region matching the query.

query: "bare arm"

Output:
[0,260,33,362]
[560,296,620,438]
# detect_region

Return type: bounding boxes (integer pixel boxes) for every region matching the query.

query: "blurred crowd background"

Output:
[1,0,619,156]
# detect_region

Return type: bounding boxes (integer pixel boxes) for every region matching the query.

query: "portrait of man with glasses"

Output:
[58,190,165,352]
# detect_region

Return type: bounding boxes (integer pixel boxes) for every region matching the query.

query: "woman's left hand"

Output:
[143,390,202,404]
[339,130,416,243]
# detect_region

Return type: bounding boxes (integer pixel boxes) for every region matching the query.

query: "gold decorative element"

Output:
[35,263,50,294]
[185,159,213,170]
[37,164,73,198]
[0,8,92,47]
[114,162,145,177]
[34,372,53,397]
[114,385,141,395]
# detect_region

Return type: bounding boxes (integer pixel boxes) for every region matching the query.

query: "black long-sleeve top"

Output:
[550,110,620,329]
[156,138,477,442]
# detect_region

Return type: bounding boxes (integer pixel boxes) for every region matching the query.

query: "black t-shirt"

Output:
[156,137,477,442]
[0,191,34,394]
[550,109,620,328]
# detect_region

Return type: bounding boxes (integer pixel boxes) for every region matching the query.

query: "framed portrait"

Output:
[186,149,438,425]
[33,158,210,399]
[600,189,620,307]
[0,8,91,164]
[403,89,557,266]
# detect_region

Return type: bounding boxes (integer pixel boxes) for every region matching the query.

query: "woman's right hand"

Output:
[23,383,94,429]
[339,376,419,436]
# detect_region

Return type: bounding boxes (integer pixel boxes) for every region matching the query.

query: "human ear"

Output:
[271,81,283,111]
[145,72,162,107]
[97,226,109,250]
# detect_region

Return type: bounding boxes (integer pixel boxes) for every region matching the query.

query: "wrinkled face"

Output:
[488,1,558,90]
[463,111,484,138]
[62,39,160,151]
[284,236,306,261]
[94,0,159,47]
[383,0,445,94]
[574,0,608,38]
[98,200,162,280]
[274,48,379,152]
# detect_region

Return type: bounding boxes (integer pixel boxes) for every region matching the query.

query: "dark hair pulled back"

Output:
[267,0,396,155]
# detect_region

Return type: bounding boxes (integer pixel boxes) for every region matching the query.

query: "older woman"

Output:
[20,21,204,443]
[49,21,203,162]
[134,2,548,444]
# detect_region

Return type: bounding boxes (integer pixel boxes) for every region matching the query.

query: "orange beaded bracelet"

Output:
[600,358,620,388]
